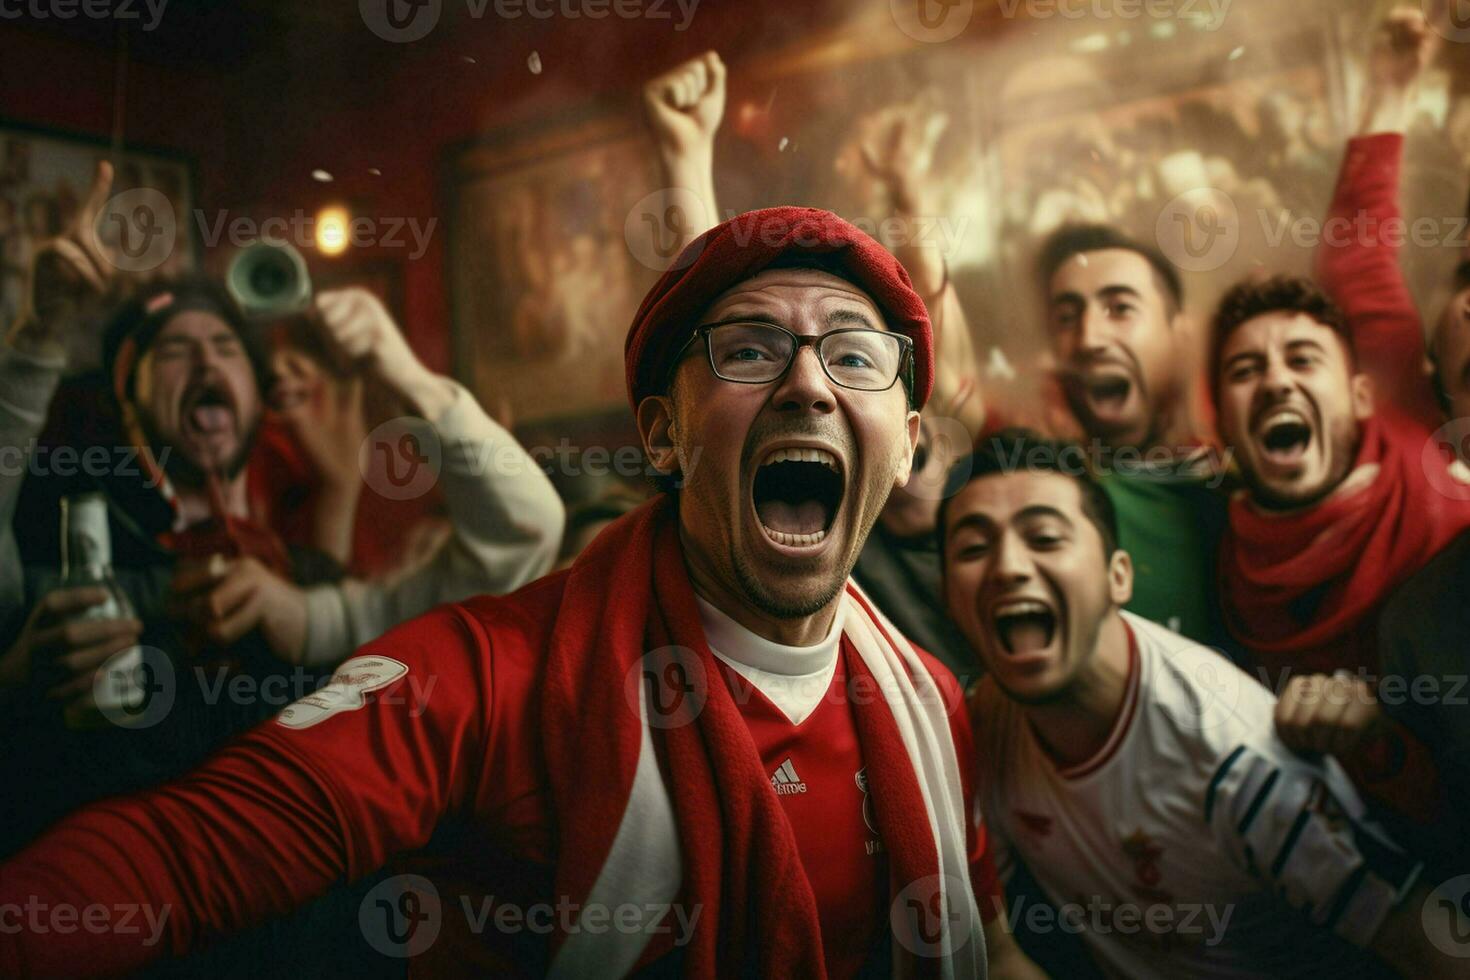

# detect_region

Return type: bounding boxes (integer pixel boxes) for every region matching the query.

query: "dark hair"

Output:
[1036,224,1184,315]
[1428,260,1470,416]
[102,277,271,404]
[936,428,1120,559]
[1209,274,1353,396]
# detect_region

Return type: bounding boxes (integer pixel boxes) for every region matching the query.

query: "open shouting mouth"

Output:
[181,380,238,446]
[752,445,846,551]
[1081,368,1134,422]
[986,595,1063,672]
[1064,359,1139,431]
[1253,406,1313,469]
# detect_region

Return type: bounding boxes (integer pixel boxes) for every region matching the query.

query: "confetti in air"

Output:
[986,347,1017,382]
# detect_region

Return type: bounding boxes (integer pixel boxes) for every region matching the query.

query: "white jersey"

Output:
[971,611,1421,980]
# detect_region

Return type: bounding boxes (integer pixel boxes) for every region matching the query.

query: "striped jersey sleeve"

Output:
[1203,743,1422,946]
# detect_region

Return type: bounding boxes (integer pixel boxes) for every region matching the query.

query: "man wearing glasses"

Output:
[0,207,1041,979]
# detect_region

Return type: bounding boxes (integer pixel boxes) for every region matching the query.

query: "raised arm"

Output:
[642,50,726,254]
[2,161,119,607]
[0,162,151,721]
[1314,6,1440,426]
[0,606,492,978]
[849,96,985,438]
[301,289,563,664]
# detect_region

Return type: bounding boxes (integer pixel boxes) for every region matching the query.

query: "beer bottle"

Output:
[58,492,146,726]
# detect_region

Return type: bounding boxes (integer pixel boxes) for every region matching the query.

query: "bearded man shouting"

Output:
[0,207,1040,979]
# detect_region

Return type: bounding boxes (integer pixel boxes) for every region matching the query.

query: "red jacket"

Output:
[0,570,998,978]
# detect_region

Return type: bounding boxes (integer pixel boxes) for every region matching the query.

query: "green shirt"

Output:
[1100,468,1229,651]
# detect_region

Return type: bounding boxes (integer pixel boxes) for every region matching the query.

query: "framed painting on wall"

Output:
[445,109,662,425]
[0,118,197,336]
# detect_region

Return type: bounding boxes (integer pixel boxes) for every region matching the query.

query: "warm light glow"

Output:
[316,205,350,256]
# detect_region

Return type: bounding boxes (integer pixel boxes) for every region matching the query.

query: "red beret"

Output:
[624,206,934,411]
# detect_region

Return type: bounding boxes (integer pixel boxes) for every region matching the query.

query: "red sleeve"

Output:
[1314,133,1441,428]
[1343,715,1447,828]
[928,655,1004,924]
[0,605,494,979]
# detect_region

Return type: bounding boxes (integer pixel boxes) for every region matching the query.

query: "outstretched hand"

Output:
[858,96,950,213]
[10,160,118,349]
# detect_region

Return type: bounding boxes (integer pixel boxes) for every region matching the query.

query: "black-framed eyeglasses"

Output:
[671,320,914,401]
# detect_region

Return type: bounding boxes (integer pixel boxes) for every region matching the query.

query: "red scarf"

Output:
[539,496,959,978]
[158,473,292,576]
[1221,411,1470,676]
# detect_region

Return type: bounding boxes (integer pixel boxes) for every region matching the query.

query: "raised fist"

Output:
[1369,5,1437,92]
[313,288,424,394]
[1274,672,1385,759]
[643,51,727,162]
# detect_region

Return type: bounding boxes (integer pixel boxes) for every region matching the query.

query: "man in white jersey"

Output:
[937,429,1468,979]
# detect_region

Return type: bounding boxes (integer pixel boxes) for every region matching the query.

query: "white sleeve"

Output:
[1203,741,1422,946]
[300,381,564,665]
[0,344,65,619]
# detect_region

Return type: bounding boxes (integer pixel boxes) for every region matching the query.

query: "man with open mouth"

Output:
[0,207,1041,978]
[1210,9,1470,833]
[940,430,1458,979]
[643,52,988,683]
[1035,223,1230,650]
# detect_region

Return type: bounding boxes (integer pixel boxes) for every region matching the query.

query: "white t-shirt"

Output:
[971,611,1421,979]
[695,596,842,724]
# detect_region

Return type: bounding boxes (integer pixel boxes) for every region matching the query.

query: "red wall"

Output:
[0,3,843,374]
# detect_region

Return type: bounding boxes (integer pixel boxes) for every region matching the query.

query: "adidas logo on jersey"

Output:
[770,758,807,796]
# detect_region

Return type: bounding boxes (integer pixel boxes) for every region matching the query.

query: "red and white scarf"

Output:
[538,496,983,978]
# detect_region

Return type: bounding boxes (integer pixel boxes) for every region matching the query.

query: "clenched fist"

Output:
[313,288,453,418]
[1274,672,1385,759]
[1359,6,1438,134]
[1370,6,1437,91]
[643,50,727,165]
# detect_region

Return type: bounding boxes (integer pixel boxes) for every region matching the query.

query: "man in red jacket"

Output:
[1211,8,1467,826]
[0,207,1039,979]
